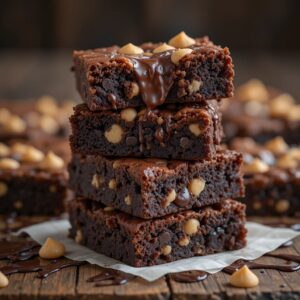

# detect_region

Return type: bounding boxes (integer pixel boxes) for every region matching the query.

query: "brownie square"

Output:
[70,102,223,160]
[68,198,247,267]
[0,140,69,216]
[229,137,300,217]
[72,34,234,111]
[222,79,300,144]
[68,150,244,219]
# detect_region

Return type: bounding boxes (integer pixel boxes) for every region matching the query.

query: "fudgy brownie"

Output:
[0,140,69,216]
[68,150,244,219]
[229,137,300,217]
[0,96,76,142]
[72,32,234,111]
[70,102,223,160]
[222,79,300,144]
[68,197,247,267]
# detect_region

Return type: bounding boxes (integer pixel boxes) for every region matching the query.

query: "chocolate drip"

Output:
[0,257,85,278]
[169,271,208,283]
[223,254,300,274]
[87,269,135,286]
[0,240,39,260]
[132,52,175,109]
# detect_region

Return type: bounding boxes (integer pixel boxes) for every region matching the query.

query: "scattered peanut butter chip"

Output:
[243,158,269,174]
[39,237,65,259]
[39,151,64,170]
[36,95,59,116]
[153,43,175,53]
[0,108,11,124]
[0,158,20,170]
[104,124,124,144]
[229,265,259,288]
[6,115,26,133]
[183,218,200,235]
[189,123,202,136]
[168,31,195,48]
[118,43,144,55]
[0,271,9,288]
[0,143,10,157]
[236,79,269,102]
[22,146,45,163]
[171,48,193,65]
[39,115,60,134]
[265,136,288,155]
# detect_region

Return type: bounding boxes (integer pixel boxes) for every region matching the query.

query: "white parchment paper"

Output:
[18,220,300,281]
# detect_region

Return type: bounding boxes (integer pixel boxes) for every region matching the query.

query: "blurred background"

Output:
[0,0,300,101]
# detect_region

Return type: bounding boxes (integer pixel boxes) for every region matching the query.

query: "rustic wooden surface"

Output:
[0,217,299,299]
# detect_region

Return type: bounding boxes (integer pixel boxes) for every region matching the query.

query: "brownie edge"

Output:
[68,198,247,267]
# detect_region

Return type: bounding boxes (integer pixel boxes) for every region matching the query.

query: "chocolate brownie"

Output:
[72,32,234,111]
[68,150,244,219]
[222,79,300,144]
[70,102,223,160]
[68,197,247,267]
[0,140,69,216]
[229,137,300,217]
[0,96,76,142]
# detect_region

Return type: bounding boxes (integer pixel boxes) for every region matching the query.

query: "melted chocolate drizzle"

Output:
[87,268,135,286]
[0,257,85,278]
[169,270,208,283]
[131,52,175,109]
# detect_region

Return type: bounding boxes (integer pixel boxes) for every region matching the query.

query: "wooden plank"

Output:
[76,264,170,300]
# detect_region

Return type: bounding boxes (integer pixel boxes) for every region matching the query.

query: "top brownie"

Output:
[73,32,234,110]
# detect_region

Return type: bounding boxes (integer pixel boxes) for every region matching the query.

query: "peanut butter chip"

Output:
[128,82,140,99]
[229,265,259,288]
[39,151,64,170]
[22,146,45,163]
[104,124,123,144]
[0,143,10,157]
[6,115,26,133]
[120,108,137,122]
[0,271,9,288]
[39,115,60,134]
[237,79,269,102]
[178,236,190,246]
[91,174,104,188]
[14,201,23,209]
[171,48,193,65]
[39,237,65,259]
[287,105,300,121]
[0,182,8,197]
[183,218,200,235]
[0,108,11,124]
[11,143,29,156]
[0,158,20,170]
[243,158,269,174]
[188,178,205,197]
[118,43,144,55]
[124,195,132,206]
[108,179,117,190]
[189,123,202,136]
[164,189,177,208]
[153,43,175,53]
[275,199,290,213]
[265,137,288,155]
[270,93,295,117]
[277,155,297,169]
[161,245,172,255]
[104,206,115,212]
[168,31,195,48]
[36,95,59,116]
[75,230,83,243]
[188,80,202,94]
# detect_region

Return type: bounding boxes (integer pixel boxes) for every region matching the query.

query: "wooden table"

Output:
[0,217,299,300]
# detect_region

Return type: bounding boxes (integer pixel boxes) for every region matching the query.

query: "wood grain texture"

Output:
[0,217,299,299]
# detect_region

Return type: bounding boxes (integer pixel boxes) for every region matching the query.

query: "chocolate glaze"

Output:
[0,257,85,278]
[131,52,175,109]
[87,268,135,286]
[0,240,39,260]
[169,271,208,283]
[223,254,300,274]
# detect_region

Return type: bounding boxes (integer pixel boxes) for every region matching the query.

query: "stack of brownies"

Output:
[67,32,247,267]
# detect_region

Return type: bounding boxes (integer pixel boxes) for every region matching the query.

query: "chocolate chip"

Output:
[126,136,138,146]
[174,187,191,207]
[180,137,190,149]
[159,231,171,246]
